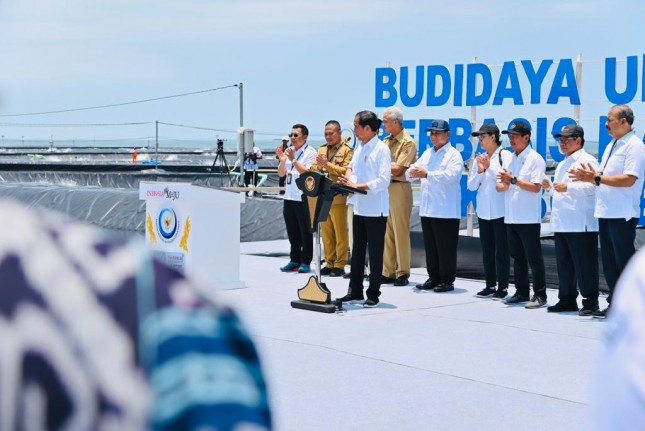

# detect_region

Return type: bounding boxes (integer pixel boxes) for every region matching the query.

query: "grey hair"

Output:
[611,104,635,126]
[383,106,403,124]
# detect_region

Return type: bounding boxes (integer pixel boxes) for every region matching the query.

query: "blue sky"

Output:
[0,0,644,146]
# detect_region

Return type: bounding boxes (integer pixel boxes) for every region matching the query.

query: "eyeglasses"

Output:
[289,133,301,138]
[429,131,447,136]
[478,133,490,140]
[559,136,578,143]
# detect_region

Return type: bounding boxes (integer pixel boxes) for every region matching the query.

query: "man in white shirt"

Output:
[543,124,599,315]
[276,124,318,273]
[497,121,547,308]
[468,123,512,299]
[408,119,464,293]
[570,104,645,318]
[336,111,391,308]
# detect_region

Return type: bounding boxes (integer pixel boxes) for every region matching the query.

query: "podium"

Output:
[290,172,365,313]
[139,181,246,290]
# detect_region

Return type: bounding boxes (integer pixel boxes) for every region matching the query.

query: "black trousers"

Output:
[420,217,460,284]
[554,231,599,309]
[599,217,637,303]
[478,217,510,290]
[349,215,387,301]
[278,175,286,195]
[244,170,259,187]
[506,223,546,297]
[283,199,313,265]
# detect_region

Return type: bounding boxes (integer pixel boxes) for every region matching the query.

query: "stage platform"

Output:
[212,239,608,431]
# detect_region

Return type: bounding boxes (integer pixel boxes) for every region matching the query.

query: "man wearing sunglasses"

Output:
[277,124,318,273]
[543,124,599,315]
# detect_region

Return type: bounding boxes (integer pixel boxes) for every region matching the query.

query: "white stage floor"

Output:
[217,240,608,431]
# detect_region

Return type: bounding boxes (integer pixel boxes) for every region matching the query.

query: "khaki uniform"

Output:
[310,142,354,269]
[382,130,417,278]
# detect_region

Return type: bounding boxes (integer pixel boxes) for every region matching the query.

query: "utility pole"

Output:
[155,120,159,162]
[235,82,244,127]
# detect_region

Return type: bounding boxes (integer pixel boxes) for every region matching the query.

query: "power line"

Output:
[157,121,237,133]
[0,85,238,117]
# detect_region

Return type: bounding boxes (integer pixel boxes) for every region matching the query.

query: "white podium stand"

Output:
[139,181,246,290]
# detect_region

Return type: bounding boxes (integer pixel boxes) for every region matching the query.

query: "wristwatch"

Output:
[510,176,518,185]
[594,174,602,186]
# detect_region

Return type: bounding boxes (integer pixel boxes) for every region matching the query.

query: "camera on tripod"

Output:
[216,138,225,153]
[244,151,258,162]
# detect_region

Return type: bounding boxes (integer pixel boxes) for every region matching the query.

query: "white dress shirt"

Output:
[467,146,512,220]
[594,131,645,220]
[347,135,391,217]
[283,144,317,202]
[548,149,599,232]
[407,143,464,219]
[503,146,546,224]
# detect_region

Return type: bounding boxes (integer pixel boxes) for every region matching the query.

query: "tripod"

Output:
[204,140,235,187]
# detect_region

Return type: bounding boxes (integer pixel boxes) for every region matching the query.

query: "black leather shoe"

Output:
[592,307,609,319]
[433,282,455,293]
[381,276,396,284]
[335,288,364,302]
[336,293,364,302]
[329,268,345,277]
[394,275,409,286]
[578,306,599,316]
[415,279,440,290]
[547,301,579,313]
[320,266,333,276]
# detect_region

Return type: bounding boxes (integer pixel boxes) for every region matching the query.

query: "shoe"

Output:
[363,299,379,308]
[547,301,579,313]
[381,276,396,284]
[504,293,530,304]
[492,289,508,301]
[280,262,300,272]
[394,275,409,286]
[434,282,455,293]
[415,279,440,290]
[320,266,333,276]
[298,264,311,273]
[525,295,547,309]
[592,307,609,319]
[476,287,497,298]
[329,268,345,277]
[578,306,599,316]
[335,290,365,302]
